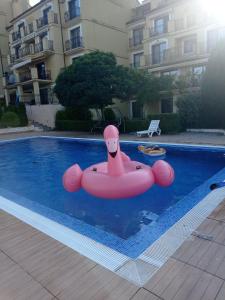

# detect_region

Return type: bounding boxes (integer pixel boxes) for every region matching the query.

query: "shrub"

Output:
[104,108,116,121]
[6,103,28,126]
[125,119,149,133]
[125,113,181,134]
[1,112,20,128]
[56,106,92,121]
[148,113,182,133]
[176,93,201,129]
[56,120,93,131]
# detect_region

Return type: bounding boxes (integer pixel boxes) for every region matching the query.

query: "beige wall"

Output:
[63,0,137,66]
[26,104,63,128]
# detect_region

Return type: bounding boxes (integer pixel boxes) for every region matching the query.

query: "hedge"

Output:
[0,103,28,127]
[56,107,92,121]
[56,120,93,131]
[1,112,20,128]
[125,113,182,134]
[148,113,182,133]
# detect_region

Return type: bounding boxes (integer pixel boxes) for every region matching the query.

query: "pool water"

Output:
[0,137,225,258]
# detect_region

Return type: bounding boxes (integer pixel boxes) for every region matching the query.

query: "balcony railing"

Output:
[38,70,51,80]
[130,3,151,21]
[19,45,32,57]
[129,37,143,48]
[149,26,168,37]
[10,40,54,63]
[20,71,32,82]
[36,16,48,29]
[146,44,209,66]
[34,40,54,53]
[64,6,80,22]
[12,31,21,42]
[4,72,16,85]
[65,37,83,51]
[24,23,34,36]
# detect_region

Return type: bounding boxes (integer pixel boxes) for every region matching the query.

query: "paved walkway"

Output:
[0,130,225,299]
[0,130,224,146]
[1,200,225,300]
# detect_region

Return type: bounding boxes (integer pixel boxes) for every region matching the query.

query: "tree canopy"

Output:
[54,51,173,111]
[54,51,117,109]
[201,40,225,128]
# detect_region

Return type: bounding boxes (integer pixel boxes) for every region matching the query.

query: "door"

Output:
[43,6,51,25]
[36,62,46,79]
[152,42,166,64]
[70,27,81,48]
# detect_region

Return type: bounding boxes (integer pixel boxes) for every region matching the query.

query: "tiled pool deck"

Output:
[0,131,225,299]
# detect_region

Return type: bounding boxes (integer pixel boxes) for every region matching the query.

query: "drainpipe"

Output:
[57,0,66,68]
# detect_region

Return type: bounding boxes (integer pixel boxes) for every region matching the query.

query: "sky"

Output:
[29,0,40,6]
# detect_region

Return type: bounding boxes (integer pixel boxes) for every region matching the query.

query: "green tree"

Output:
[201,40,225,128]
[54,51,118,112]
[176,92,201,129]
[113,66,173,104]
[54,51,174,116]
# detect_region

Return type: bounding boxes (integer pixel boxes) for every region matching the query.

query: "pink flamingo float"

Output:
[63,125,174,199]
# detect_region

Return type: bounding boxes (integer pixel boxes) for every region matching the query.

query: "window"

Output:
[207,28,225,52]
[161,98,173,113]
[68,0,80,19]
[187,14,197,27]
[131,101,143,119]
[43,7,51,25]
[133,28,143,46]
[14,45,21,59]
[192,65,206,75]
[152,42,167,64]
[162,69,180,78]
[70,27,82,48]
[154,15,169,34]
[133,52,143,68]
[183,38,196,54]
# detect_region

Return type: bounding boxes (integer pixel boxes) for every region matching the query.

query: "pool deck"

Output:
[0,130,225,299]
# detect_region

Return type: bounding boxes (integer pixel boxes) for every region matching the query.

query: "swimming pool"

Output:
[0,137,225,260]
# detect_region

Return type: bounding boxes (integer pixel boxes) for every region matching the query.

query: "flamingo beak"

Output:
[106,138,118,158]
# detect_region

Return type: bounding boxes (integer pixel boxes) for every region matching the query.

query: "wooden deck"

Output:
[1,199,225,299]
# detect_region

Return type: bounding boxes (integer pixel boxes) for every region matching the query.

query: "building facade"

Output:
[127,0,225,118]
[3,0,136,110]
[0,0,30,100]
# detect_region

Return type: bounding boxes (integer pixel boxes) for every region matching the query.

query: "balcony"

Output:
[24,23,34,36]
[38,70,51,80]
[19,71,32,82]
[64,6,80,22]
[36,16,48,29]
[65,37,83,51]
[12,31,21,42]
[3,73,16,86]
[146,44,208,67]
[129,37,143,48]
[9,40,54,65]
[130,3,151,22]
[149,26,168,37]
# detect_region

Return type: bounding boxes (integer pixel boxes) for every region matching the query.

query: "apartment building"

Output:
[0,0,30,100]
[127,0,225,118]
[3,0,136,127]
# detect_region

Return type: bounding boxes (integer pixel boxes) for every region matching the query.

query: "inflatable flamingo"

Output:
[63,125,174,199]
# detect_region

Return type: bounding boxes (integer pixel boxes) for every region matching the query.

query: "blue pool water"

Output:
[0,137,225,258]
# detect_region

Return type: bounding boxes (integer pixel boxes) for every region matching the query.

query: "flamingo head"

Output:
[103,125,120,158]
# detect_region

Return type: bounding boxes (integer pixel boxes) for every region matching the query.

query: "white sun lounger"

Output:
[137,120,161,137]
